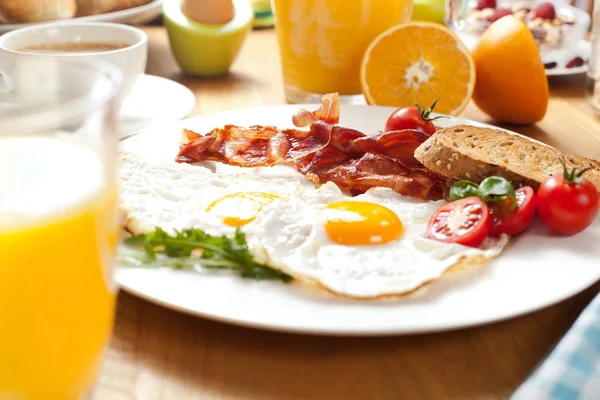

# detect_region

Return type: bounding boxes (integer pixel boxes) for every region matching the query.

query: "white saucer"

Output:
[545,40,590,77]
[119,74,196,138]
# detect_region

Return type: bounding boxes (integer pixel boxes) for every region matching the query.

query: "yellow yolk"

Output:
[206,192,281,227]
[323,201,403,245]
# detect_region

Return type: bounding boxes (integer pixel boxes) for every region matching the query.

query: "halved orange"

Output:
[360,22,475,115]
[472,16,548,124]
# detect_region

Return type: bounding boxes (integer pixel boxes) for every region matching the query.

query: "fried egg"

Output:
[244,184,509,299]
[119,152,306,236]
[119,153,509,299]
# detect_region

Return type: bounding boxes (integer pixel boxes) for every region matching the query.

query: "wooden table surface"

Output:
[90,26,600,400]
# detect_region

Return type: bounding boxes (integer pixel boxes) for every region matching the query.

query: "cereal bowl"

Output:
[445,0,590,61]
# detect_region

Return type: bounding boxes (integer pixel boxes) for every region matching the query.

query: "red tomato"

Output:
[385,107,436,135]
[490,186,537,236]
[384,99,443,135]
[426,197,491,247]
[537,170,599,235]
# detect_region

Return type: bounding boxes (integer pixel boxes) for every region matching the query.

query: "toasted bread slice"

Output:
[414,125,600,194]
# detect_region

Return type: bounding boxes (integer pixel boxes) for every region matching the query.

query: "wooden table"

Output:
[90,26,600,400]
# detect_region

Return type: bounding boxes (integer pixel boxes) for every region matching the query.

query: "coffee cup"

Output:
[0,21,147,101]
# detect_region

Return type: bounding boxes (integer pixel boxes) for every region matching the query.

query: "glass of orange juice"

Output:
[271,0,414,104]
[0,56,122,399]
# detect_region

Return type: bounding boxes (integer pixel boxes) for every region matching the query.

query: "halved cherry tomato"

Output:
[426,197,491,247]
[537,166,599,235]
[490,186,536,236]
[384,99,444,135]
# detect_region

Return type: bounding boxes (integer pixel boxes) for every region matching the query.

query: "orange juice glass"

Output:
[272,0,414,103]
[0,57,122,399]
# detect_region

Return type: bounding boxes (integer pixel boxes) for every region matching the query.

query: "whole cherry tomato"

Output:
[490,186,537,236]
[384,99,445,135]
[426,197,491,247]
[537,165,599,235]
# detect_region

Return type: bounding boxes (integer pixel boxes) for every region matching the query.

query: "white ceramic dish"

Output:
[545,40,590,77]
[116,104,600,336]
[0,0,163,34]
[118,74,196,137]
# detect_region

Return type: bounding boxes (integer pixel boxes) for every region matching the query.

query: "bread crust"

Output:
[0,0,76,23]
[414,125,600,193]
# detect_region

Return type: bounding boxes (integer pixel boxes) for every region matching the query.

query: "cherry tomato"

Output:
[384,99,444,135]
[426,197,491,247]
[490,186,536,236]
[537,167,599,235]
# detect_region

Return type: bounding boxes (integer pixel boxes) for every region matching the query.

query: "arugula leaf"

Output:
[120,227,293,283]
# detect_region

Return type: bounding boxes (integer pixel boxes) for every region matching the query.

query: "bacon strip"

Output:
[291,92,340,127]
[176,94,451,200]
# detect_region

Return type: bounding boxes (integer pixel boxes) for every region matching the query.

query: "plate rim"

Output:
[116,272,600,336]
[117,103,600,336]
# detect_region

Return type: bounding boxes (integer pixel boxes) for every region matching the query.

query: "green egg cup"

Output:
[251,1,274,28]
[164,0,254,77]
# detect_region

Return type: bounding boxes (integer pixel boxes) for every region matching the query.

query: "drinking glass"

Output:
[587,0,600,116]
[0,56,122,399]
[271,0,414,104]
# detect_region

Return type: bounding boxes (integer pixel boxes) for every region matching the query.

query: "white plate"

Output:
[116,104,600,336]
[545,40,590,77]
[0,0,163,34]
[119,74,196,138]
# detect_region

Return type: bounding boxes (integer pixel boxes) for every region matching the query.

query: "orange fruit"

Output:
[360,22,475,115]
[472,16,549,124]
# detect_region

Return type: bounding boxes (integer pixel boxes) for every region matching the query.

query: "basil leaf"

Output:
[449,180,479,201]
[477,176,516,210]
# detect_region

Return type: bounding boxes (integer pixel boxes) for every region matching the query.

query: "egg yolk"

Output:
[323,201,403,245]
[206,192,281,227]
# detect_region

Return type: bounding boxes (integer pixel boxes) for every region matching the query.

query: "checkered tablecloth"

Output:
[511,293,600,400]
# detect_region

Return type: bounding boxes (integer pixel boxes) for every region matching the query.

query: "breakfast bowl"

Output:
[445,0,590,62]
[0,21,147,100]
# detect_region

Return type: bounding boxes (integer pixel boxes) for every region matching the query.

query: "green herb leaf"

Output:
[449,180,480,201]
[120,227,293,283]
[477,176,516,211]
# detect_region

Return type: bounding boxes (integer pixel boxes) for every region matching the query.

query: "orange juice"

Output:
[0,137,117,399]
[272,0,413,97]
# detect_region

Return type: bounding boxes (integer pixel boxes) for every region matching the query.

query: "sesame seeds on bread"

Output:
[414,125,600,194]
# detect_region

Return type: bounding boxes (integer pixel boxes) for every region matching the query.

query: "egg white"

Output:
[119,152,307,237]
[245,186,509,299]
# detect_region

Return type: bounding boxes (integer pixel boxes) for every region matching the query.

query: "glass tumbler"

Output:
[271,0,414,104]
[587,0,600,115]
[0,56,122,399]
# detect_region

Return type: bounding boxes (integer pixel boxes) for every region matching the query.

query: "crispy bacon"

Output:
[176,94,451,200]
[291,92,340,127]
